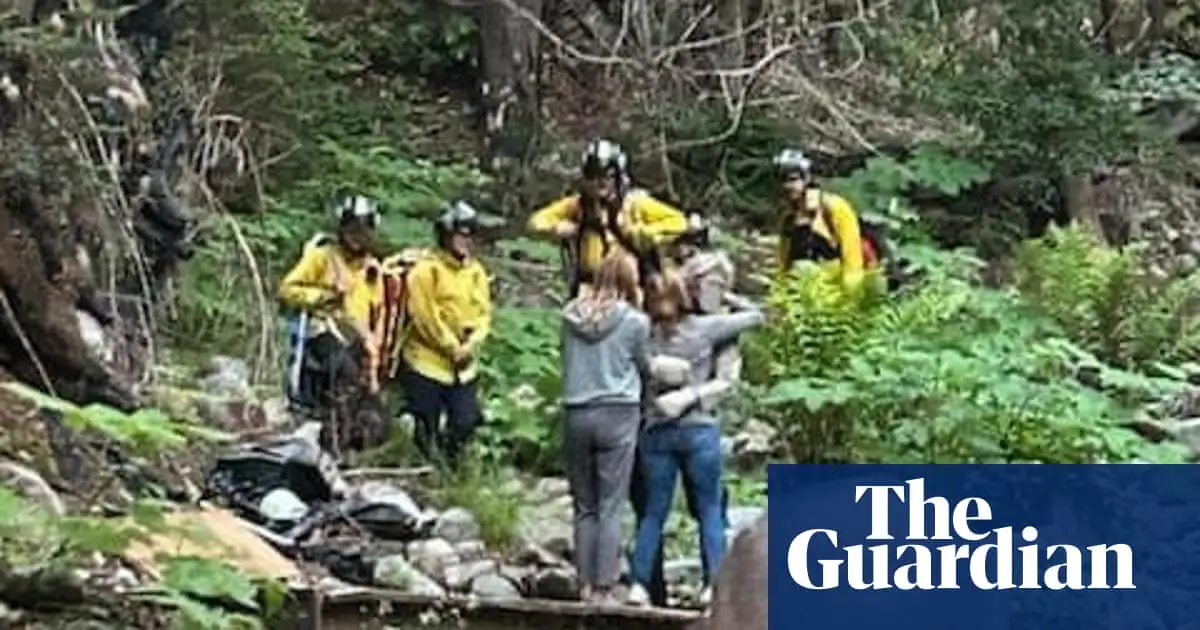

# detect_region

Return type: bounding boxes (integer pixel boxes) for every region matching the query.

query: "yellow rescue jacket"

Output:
[527,189,688,281]
[776,189,874,292]
[278,235,386,390]
[278,235,383,343]
[401,249,493,385]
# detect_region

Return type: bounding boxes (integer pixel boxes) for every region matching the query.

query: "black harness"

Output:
[566,195,663,298]
[787,222,840,266]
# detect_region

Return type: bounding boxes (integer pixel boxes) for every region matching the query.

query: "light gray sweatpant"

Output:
[563,402,641,588]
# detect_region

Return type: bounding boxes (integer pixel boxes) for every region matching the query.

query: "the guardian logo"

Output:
[787,478,1135,591]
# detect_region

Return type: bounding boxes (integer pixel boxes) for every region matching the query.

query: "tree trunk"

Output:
[477,0,545,181]
[1061,172,1109,246]
[1145,0,1165,47]
[822,0,844,64]
[1097,0,1116,54]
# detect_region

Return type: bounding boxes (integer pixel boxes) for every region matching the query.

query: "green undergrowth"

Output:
[743,237,1193,465]
[430,460,524,551]
[1,383,287,629]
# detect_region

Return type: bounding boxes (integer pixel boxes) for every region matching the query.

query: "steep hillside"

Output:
[2,0,1200,625]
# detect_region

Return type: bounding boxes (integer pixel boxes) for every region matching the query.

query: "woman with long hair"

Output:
[559,250,652,603]
[628,270,763,606]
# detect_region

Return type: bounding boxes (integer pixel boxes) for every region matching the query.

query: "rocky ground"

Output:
[182,355,773,607]
[0,353,776,626]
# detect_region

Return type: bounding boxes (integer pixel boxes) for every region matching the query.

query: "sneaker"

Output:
[626,583,651,606]
[698,585,712,606]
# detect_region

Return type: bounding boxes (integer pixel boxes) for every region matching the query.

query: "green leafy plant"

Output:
[824,145,992,244]
[880,0,1147,198]
[358,3,479,77]
[475,307,562,473]
[745,257,1190,465]
[1015,226,1200,368]
[135,556,287,630]
[432,461,523,550]
[0,384,280,629]
[493,236,561,266]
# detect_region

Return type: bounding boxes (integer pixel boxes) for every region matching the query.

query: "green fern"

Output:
[1015,226,1200,367]
[754,264,872,379]
[746,250,1191,465]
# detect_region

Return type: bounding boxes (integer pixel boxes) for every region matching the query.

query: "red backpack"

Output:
[367,248,429,382]
[815,194,887,270]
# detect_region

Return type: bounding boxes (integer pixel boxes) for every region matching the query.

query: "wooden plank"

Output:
[294,589,703,630]
[324,589,701,621]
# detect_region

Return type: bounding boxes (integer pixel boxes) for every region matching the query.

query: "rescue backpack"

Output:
[366,247,428,383]
[283,236,425,405]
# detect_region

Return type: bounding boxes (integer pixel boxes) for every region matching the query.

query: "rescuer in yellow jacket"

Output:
[278,194,383,382]
[773,148,883,294]
[527,139,688,299]
[278,194,387,453]
[401,200,493,466]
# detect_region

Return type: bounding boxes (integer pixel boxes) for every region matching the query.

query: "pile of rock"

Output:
[160,355,772,606]
[372,516,579,601]
[202,423,592,602]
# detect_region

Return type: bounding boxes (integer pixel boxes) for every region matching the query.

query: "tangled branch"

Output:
[491,0,899,169]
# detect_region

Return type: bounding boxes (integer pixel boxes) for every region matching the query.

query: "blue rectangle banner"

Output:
[767,464,1200,630]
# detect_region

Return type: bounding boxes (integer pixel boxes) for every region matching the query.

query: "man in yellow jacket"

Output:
[277,194,385,452]
[773,148,882,294]
[527,139,688,298]
[401,200,493,466]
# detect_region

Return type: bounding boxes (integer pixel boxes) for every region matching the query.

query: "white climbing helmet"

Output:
[334,194,380,228]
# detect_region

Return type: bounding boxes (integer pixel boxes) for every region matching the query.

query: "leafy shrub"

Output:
[745,255,1190,465]
[1015,226,1200,368]
[1,383,283,629]
[824,146,992,244]
[432,461,522,550]
[474,307,562,474]
[881,1,1146,195]
[347,2,479,78]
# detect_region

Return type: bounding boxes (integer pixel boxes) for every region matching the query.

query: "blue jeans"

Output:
[628,452,728,606]
[632,422,726,588]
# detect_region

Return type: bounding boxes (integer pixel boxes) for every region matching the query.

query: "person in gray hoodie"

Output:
[628,269,764,607]
[559,250,654,603]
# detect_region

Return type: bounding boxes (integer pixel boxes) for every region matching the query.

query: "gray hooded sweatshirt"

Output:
[561,299,651,407]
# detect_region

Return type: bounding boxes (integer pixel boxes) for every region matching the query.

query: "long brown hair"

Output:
[645,269,693,336]
[570,250,640,324]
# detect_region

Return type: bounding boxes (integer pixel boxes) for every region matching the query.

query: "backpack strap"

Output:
[814,192,838,250]
[304,233,334,252]
[816,193,886,270]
